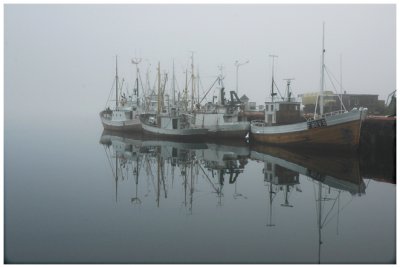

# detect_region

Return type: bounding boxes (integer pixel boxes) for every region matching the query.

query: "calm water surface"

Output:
[4,115,396,264]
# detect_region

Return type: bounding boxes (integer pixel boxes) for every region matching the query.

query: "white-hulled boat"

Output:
[139,62,208,139]
[100,105,141,131]
[193,80,250,138]
[100,56,142,131]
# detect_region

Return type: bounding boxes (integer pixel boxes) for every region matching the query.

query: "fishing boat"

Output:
[193,75,250,138]
[139,62,208,139]
[250,25,368,150]
[99,56,142,131]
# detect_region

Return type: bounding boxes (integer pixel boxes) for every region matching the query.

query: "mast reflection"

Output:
[99,130,376,210]
[99,130,393,263]
[100,130,250,211]
[250,144,367,263]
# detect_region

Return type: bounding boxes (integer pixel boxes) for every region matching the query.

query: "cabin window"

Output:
[266,105,269,111]
[267,163,272,171]
[270,104,273,111]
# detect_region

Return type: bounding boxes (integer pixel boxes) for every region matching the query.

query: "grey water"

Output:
[4,115,395,264]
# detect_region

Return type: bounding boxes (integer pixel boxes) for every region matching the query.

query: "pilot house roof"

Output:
[240,94,249,102]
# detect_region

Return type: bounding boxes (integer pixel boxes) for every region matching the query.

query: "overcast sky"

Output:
[4,4,396,120]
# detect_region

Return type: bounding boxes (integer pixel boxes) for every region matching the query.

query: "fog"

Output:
[4,4,396,122]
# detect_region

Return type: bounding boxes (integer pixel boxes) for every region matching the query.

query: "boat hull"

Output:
[141,123,208,137]
[252,120,360,147]
[139,114,208,140]
[206,122,250,139]
[100,116,142,132]
[250,109,367,150]
[193,112,250,139]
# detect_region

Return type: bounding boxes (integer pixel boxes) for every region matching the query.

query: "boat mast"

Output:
[284,78,295,102]
[320,22,326,116]
[146,65,151,95]
[340,54,343,94]
[184,69,188,112]
[172,60,176,106]
[132,57,142,106]
[115,56,119,109]
[269,55,278,102]
[136,71,139,106]
[338,54,347,111]
[218,65,225,105]
[197,66,200,105]
[157,62,161,114]
[191,52,195,112]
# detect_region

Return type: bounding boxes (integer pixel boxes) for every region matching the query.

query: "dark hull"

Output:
[250,144,365,195]
[206,129,249,139]
[251,119,362,151]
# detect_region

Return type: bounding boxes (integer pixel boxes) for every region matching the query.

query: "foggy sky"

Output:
[4,4,396,121]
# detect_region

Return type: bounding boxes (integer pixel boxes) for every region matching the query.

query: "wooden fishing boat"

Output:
[251,107,367,149]
[250,25,368,150]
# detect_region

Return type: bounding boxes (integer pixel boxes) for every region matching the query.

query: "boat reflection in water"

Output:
[100,130,371,204]
[250,145,366,263]
[251,145,366,197]
[100,130,250,211]
[99,130,393,263]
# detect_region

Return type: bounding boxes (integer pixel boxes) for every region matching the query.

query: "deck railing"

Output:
[251,120,267,127]
[321,109,347,118]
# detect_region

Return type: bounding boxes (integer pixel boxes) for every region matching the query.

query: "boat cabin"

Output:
[264,101,303,125]
[150,114,189,130]
[112,110,134,121]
